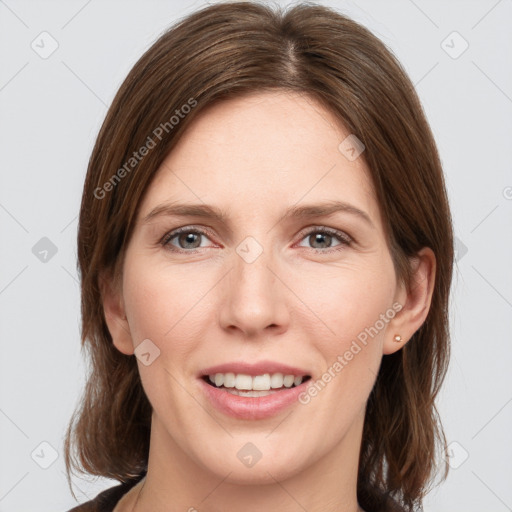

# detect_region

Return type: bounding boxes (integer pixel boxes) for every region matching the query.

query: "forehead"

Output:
[139,91,382,230]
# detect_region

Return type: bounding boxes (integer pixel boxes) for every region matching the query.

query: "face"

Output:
[106,91,420,485]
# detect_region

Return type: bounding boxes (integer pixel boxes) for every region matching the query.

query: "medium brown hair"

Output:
[64,2,454,511]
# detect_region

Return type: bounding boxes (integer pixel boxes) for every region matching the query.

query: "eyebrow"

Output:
[142,200,374,228]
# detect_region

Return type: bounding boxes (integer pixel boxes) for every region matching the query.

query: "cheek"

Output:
[121,254,218,411]
[122,255,208,343]
[121,258,206,417]
[294,256,396,410]
[296,257,395,343]
[295,264,394,428]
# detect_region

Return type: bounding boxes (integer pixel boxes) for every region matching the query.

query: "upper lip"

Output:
[200,360,311,377]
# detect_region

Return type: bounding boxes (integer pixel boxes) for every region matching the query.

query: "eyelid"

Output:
[295,225,353,245]
[160,224,353,253]
[160,225,218,249]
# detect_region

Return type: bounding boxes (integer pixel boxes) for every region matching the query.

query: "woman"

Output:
[64,1,454,511]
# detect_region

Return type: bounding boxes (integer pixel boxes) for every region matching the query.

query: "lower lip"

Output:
[199,378,309,420]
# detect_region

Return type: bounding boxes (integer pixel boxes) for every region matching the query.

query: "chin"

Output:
[210,455,306,485]
[184,433,312,484]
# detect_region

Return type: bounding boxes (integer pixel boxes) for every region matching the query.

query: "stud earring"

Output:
[393,334,402,343]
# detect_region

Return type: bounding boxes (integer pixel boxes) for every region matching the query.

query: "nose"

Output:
[218,243,290,338]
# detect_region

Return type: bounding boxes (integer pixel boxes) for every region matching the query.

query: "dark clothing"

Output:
[66,471,146,512]
[66,470,405,511]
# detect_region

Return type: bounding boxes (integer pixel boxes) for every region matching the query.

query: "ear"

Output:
[383,247,436,355]
[99,270,134,356]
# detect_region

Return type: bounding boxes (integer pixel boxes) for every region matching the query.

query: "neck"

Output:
[132,410,365,512]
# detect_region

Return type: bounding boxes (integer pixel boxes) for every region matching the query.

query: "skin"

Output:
[102,91,436,512]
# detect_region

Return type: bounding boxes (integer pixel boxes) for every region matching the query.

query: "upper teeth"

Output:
[208,373,304,391]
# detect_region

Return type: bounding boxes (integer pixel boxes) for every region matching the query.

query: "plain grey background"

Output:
[1,0,511,511]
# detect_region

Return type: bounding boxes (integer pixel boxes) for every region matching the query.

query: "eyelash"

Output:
[160,225,353,254]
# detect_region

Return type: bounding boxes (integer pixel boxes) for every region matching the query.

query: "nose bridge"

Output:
[219,235,289,335]
[235,235,273,291]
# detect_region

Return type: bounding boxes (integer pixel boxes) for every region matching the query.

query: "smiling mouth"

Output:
[201,373,311,397]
